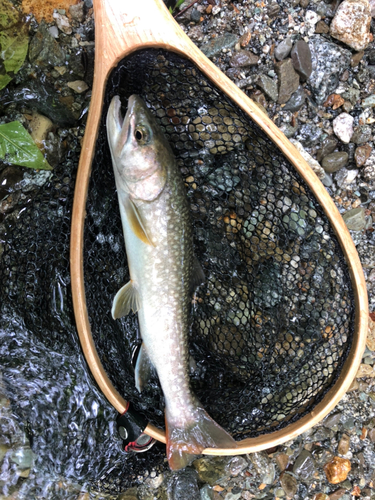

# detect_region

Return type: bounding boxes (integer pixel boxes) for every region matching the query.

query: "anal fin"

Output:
[112,281,140,319]
[135,343,155,392]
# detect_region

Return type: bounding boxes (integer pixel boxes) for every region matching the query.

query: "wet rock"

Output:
[279,122,298,138]
[69,2,85,22]
[322,173,333,186]
[249,452,275,484]
[166,469,200,500]
[330,0,372,51]
[291,40,313,81]
[342,101,353,112]
[193,457,231,486]
[250,90,267,108]
[296,123,323,147]
[229,50,259,68]
[225,456,248,476]
[315,20,330,33]
[67,80,89,93]
[342,87,360,105]
[118,487,138,500]
[351,125,372,144]
[48,25,59,38]
[280,471,298,497]
[323,93,345,110]
[312,447,335,467]
[53,11,72,34]
[283,86,305,111]
[313,494,329,500]
[290,139,325,179]
[293,449,316,482]
[333,113,354,143]
[29,112,54,148]
[337,434,350,455]
[322,152,349,173]
[329,488,347,500]
[355,144,372,167]
[324,457,351,484]
[342,207,366,230]
[316,136,338,162]
[274,38,293,61]
[275,453,289,471]
[10,445,34,469]
[335,167,359,188]
[254,74,278,102]
[308,36,351,104]
[275,59,300,104]
[0,166,24,200]
[356,363,375,377]
[267,2,281,16]
[200,484,214,500]
[201,34,238,58]
[28,20,66,67]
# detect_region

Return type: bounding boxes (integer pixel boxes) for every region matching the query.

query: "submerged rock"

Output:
[330,0,372,51]
[351,125,372,144]
[355,144,372,167]
[201,34,238,58]
[274,37,293,60]
[324,456,351,484]
[322,152,349,173]
[254,74,278,102]
[283,85,305,111]
[229,50,259,67]
[342,207,366,230]
[308,36,351,104]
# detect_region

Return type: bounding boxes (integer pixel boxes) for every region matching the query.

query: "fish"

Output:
[106,94,237,470]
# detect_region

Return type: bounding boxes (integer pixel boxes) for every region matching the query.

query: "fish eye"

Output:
[134,126,148,144]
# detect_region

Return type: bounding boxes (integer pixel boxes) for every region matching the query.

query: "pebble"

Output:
[317,136,338,162]
[201,34,238,58]
[296,123,323,147]
[351,50,364,67]
[338,434,351,455]
[367,317,375,351]
[225,456,247,476]
[275,453,289,471]
[29,112,54,148]
[308,36,352,104]
[315,20,330,33]
[342,207,366,230]
[275,59,300,104]
[322,152,349,173]
[280,472,298,497]
[323,93,345,110]
[290,139,325,179]
[330,0,372,51]
[283,86,305,111]
[313,494,330,500]
[279,122,298,138]
[351,125,372,144]
[200,484,214,500]
[274,38,293,61]
[254,74,278,102]
[293,449,316,482]
[361,95,375,107]
[48,25,59,38]
[324,457,351,484]
[53,11,72,34]
[69,1,85,22]
[322,173,333,187]
[28,20,66,67]
[335,167,359,188]
[354,144,372,167]
[332,113,354,143]
[67,80,89,93]
[328,489,347,500]
[229,50,259,68]
[323,413,342,428]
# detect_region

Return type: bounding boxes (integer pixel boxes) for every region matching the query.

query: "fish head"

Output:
[107,95,170,201]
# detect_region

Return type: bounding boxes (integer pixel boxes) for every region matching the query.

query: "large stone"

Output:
[308,36,351,104]
[293,450,316,482]
[354,144,372,167]
[280,472,298,498]
[229,50,259,68]
[283,86,306,111]
[330,0,372,51]
[201,34,238,57]
[275,59,300,104]
[342,207,366,230]
[254,74,278,102]
[291,40,313,81]
[28,20,66,67]
[324,457,351,484]
[351,125,372,144]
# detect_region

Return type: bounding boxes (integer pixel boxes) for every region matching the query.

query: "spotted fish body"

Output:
[106,95,236,469]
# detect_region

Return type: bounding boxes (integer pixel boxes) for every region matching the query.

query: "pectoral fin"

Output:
[112,281,140,319]
[124,196,154,246]
[135,343,155,392]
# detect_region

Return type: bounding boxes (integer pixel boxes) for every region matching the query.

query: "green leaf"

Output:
[0,0,29,91]
[169,6,173,12]
[175,0,185,8]
[0,121,52,170]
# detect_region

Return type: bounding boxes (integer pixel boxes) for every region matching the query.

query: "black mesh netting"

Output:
[85,49,355,439]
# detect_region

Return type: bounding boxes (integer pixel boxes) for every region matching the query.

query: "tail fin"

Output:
[165,406,237,470]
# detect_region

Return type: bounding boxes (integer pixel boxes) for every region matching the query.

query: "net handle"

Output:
[70,0,368,454]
